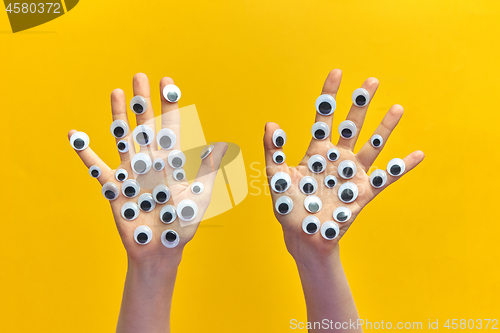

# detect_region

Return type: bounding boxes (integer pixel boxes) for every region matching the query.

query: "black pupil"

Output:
[104,190,115,199]
[341,189,354,202]
[318,101,331,114]
[157,192,167,202]
[303,183,314,194]
[341,128,352,138]
[133,103,144,113]
[134,160,147,173]
[141,201,152,211]
[278,203,289,214]
[329,152,337,160]
[325,228,337,239]
[118,142,126,150]
[275,136,284,147]
[118,173,125,180]
[155,162,163,170]
[355,95,366,106]
[91,170,99,177]
[176,172,183,180]
[114,127,124,137]
[275,179,288,191]
[337,212,348,222]
[182,207,195,219]
[306,223,317,233]
[160,136,172,148]
[163,212,173,222]
[166,231,177,242]
[373,139,381,146]
[137,232,148,243]
[312,162,323,172]
[373,176,383,186]
[327,179,335,187]
[276,155,283,163]
[124,208,135,219]
[193,186,200,193]
[314,129,325,139]
[136,132,149,145]
[391,165,401,175]
[343,167,353,178]
[125,187,136,197]
[74,138,84,148]
[172,157,182,167]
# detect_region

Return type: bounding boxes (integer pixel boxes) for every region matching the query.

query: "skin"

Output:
[263,69,425,332]
[69,73,227,333]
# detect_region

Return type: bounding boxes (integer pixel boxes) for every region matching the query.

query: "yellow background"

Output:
[1,0,499,332]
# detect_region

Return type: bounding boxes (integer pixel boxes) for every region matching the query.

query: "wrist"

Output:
[294,244,341,273]
[127,250,183,280]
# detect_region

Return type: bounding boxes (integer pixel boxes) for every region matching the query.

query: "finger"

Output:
[192,143,228,200]
[111,89,135,163]
[264,122,289,181]
[336,77,379,150]
[132,73,158,151]
[356,104,404,171]
[160,77,181,150]
[311,69,342,140]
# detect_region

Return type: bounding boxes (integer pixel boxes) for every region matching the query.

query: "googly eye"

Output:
[115,168,128,182]
[133,125,155,146]
[387,158,405,177]
[324,175,337,188]
[152,184,170,204]
[70,131,89,151]
[338,160,357,179]
[200,145,214,159]
[117,140,129,153]
[163,84,181,103]
[168,150,186,169]
[308,155,327,174]
[370,134,383,148]
[273,151,286,164]
[311,122,330,140]
[102,182,119,201]
[370,169,388,188]
[134,225,152,245]
[131,153,152,174]
[275,196,293,215]
[315,94,336,116]
[272,129,287,148]
[89,165,101,178]
[160,205,177,224]
[338,120,357,139]
[304,195,322,213]
[299,176,318,195]
[338,182,358,203]
[352,88,370,107]
[173,169,186,181]
[302,216,320,235]
[270,172,291,193]
[153,158,165,171]
[327,148,340,162]
[161,230,180,248]
[121,202,140,221]
[191,182,204,195]
[333,207,352,223]
[137,193,156,212]
[320,221,340,240]
[176,199,198,222]
[122,179,140,198]
[130,95,148,115]
[157,128,176,150]
[110,120,128,139]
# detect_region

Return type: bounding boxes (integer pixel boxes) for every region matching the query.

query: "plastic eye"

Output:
[173,169,186,181]
[121,202,140,221]
[387,158,406,177]
[308,155,327,173]
[311,122,330,140]
[70,131,89,151]
[324,175,337,188]
[157,128,176,150]
[153,158,165,171]
[273,151,285,164]
[168,150,186,169]
[370,134,383,148]
[302,216,320,235]
[153,184,171,204]
[102,182,119,201]
[370,169,388,188]
[352,88,370,107]
[191,182,204,195]
[275,196,293,215]
[138,193,156,212]
[272,129,287,148]
[110,120,128,139]
[121,179,140,198]
[304,195,322,213]
[131,153,152,174]
[338,182,358,203]
[338,160,357,179]
[315,94,336,116]
[117,140,129,153]
[134,225,152,245]
[270,172,291,193]
[161,230,180,248]
[327,148,340,162]
[163,84,181,103]
[160,205,177,224]
[320,221,340,240]
[115,168,128,182]
[89,165,101,178]
[338,120,357,139]
[200,145,214,159]
[333,207,352,223]
[177,199,199,222]
[130,95,148,115]
[133,125,155,146]
[299,176,318,195]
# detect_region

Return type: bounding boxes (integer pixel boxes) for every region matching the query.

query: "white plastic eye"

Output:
[315,94,336,116]
[163,84,181,103]
[130,95,148,115]
[200,145,214,159]
[161,230,180,248]
[273,151,285,164]
[304,195,322,213]
[70,131,89,151]
[110,120,128,139]
[153,158,165,171]
[387,158,406,177]
[138,193,156,212]
[115,168,128,182]
[134,225,152,245]
[302,216,320,235]
[157,128,176,150]
[327,148,340,162]
[131,153,152,174]
[299,176,318,195]
[117,140,129,153]
[275,196,293,215]
[176,199,198,222]
[89,165,101,178]
[133,125,155,146]
[338,182,358,203]
[308,155,327,173]
[270,172,291,193]
[311,122,330,140]
[272,129,286,148]
[121,202,140,221]
[338,120,357,139]
[370,169,388,188]
[160,205,177,224]
[122,179,140,198]
[173,169,186,181]
[370,134,383,148]
[338,160,357,179]
[333,207,352,223]
[102,182,119,201]
[153,184,170,204]
[168,150,186,169]
[352,88,370,107]
[324,175,337,188]
[191,182,204,194]
[321,221,340,240]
